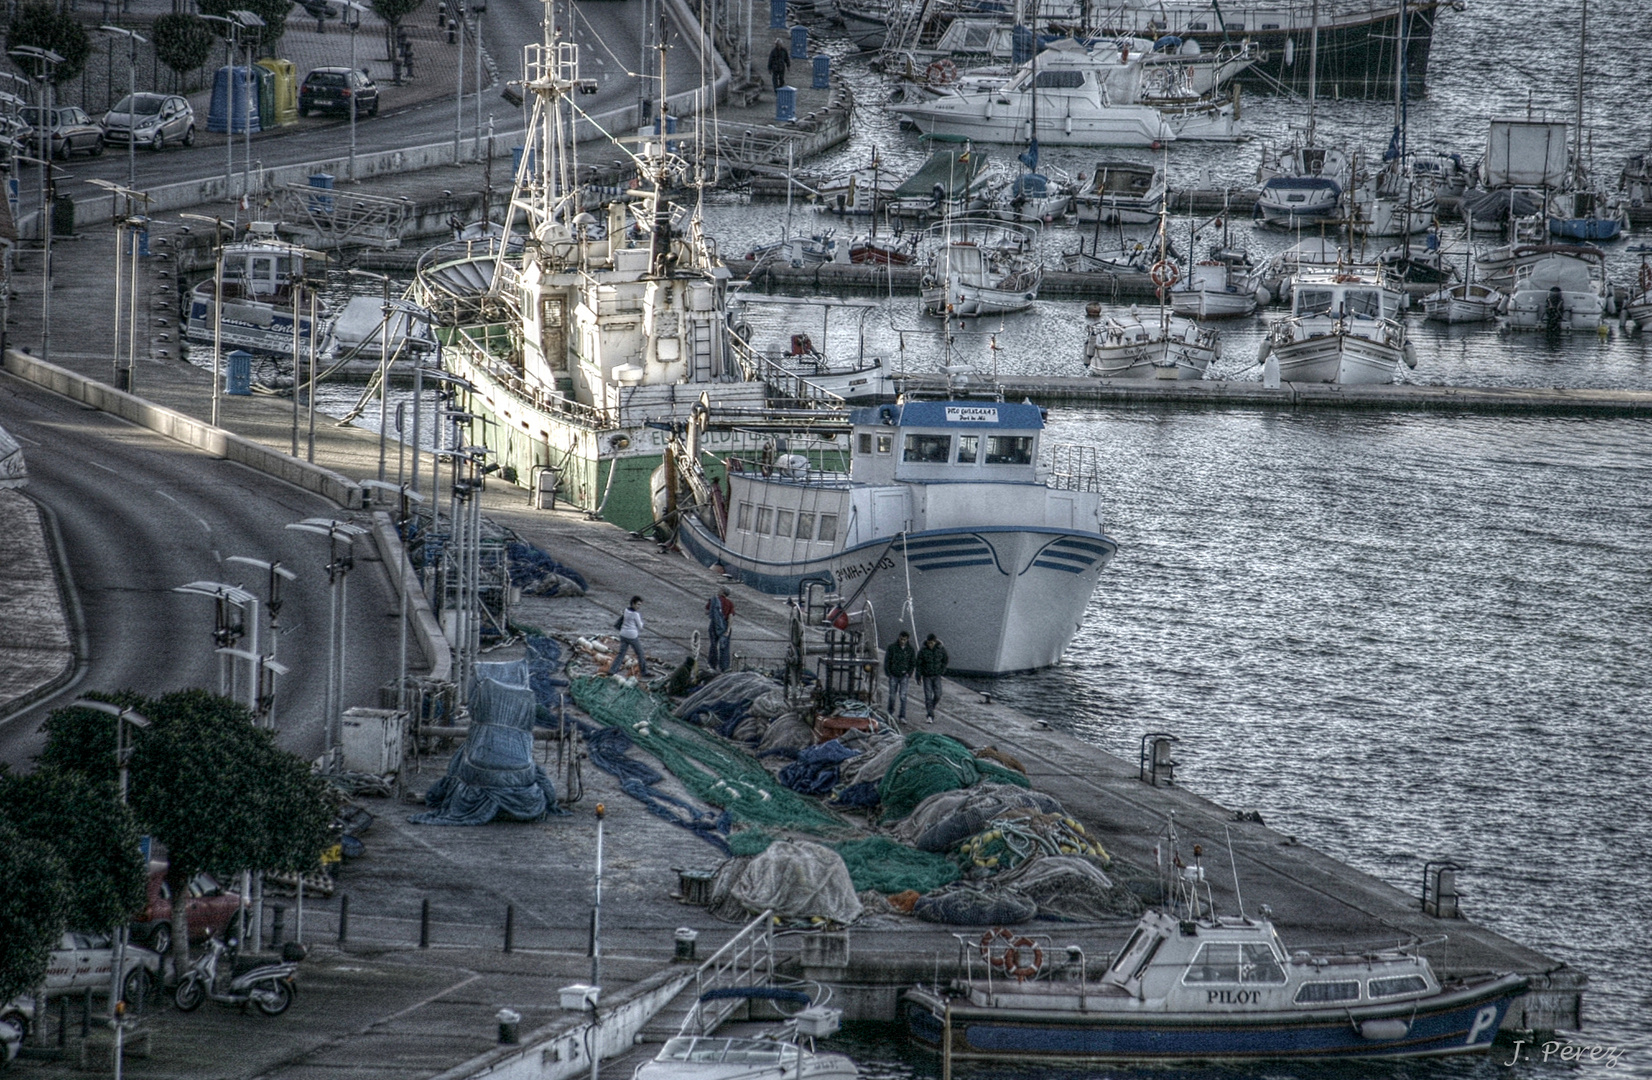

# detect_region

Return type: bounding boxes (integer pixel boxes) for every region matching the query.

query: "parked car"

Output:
[299,67,379,118]
[39,932,159,1003]
[19,105,103,158]
[102,92,195,150]
[130,863,243,956]
[0,1006,20,1064]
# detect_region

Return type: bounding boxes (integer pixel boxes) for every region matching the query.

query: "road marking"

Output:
[89,460,118,474]
[154,489,212,534]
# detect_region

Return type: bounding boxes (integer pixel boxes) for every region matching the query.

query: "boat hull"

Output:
[1273,332,1404,385]
[901,974,1526,1062]
[679,518,1117,675]
[893,102,1173,148]
[186,293,328,358]
[1170,289,1257,320]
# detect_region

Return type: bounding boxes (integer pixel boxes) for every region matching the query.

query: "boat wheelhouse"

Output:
[1261,268,1415,385]
[184,223,329,358]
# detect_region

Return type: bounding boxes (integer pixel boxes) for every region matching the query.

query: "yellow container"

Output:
[256,58,299,126]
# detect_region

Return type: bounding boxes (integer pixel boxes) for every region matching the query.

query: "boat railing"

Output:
[729,335,847,409]
[447,325,615,430]
[1288,931,1448,961]
[1047,443,1106,494]
[685,908,777,1036]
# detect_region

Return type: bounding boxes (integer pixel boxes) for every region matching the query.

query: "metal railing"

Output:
[684,908,777,1035]
[1047,443,1106,494]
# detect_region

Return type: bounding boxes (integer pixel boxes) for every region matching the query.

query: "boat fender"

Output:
[1257,339,1272,363]
[1356,1018,1411,1041]
[1254,286,1272,306]
[1283,37,1294,67]
[1402,340,1418,369]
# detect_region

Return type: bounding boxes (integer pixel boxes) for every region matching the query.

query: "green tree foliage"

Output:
[198,0,293,51]
[0,768,147,933]
[151,13,218,80]
[0,814,70,1004]
[371,0,420,60]
[35,693,147,786]
[5,3,90,84]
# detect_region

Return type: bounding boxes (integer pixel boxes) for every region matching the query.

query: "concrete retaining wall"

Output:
[372,511,452,683]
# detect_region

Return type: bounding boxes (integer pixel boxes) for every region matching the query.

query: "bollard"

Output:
[338,893,350,944]
[270,904,287,947]
[673,927,699,962]
[496,1008,521,1045]
[419,898,431,948]
[503,904,514,953]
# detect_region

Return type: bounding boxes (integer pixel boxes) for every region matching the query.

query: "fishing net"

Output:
[571,675,848,835]
[892,784,1066,853]
[730,840,864,924]
[831,836,960,896]
[997,855,1142,922]
[913,885,1038,926]
[878,733,1030,823]
[956,808,1109,874]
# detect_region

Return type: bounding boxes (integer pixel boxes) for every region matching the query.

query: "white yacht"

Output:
[673,399,1119,675]
[1084,304,1220,379]
[1260,268,1416,385]
[919,218,1042,317]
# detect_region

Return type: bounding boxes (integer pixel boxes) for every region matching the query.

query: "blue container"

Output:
[790,25,808,58]
[775,85,796,123]
[208,67,262,135]
[226,350,253,396]
[308,172,335,214]
[811,54,830,89]
[769,0,786,28]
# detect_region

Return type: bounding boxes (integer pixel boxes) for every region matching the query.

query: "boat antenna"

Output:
[1225,823,1246,920]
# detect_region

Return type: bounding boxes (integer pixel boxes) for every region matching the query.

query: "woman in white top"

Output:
[611,595,649,677]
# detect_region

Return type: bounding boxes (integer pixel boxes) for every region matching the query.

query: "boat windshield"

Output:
[658,1038,792,1064]
[1296,287,1387,319]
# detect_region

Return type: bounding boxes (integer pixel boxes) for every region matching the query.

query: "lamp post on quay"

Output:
[98,25,147,192]
[88,178,151,392]
[172,580,261,707]
[10,45,64,362]
[179,213,234,425]
[326,0,368,180]
[285,518,369,767]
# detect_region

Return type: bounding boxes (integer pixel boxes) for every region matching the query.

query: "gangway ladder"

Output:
[682,908,779,1035]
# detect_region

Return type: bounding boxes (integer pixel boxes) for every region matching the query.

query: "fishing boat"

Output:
[1084,304,1219,379]
[1259,267,1416,384]
[1071,161,1163,225]
[886,142,995,221]
[891,39,1175,148]
[671,397,1118,675]
[1625,258,1652,330]
[726,294,896,403]
[410,21,842,533]
[900,830,1528,1063]
[184,222,330,357]
[918,217,1042,317]
[1170,259,1258,319]
[1547,188,1628,242]
[1422,281,1501,323]
[1501,247,1611,332]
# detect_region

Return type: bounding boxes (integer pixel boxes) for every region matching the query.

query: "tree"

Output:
[371,0,420,71]
[0,767,147,934]
[5,3,91,84]
[152,13,218,87]
[198,0,294,51]
[0,814,70,1005]
[35,693,147,786]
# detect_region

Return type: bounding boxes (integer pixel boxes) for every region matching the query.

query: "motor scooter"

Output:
[173,936,298,1015]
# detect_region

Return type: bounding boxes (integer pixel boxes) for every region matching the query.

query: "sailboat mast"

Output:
[1306,0,1319,146]
[1574,0,1586,189]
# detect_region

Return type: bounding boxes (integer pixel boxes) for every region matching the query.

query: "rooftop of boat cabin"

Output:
[848,400,1045,431]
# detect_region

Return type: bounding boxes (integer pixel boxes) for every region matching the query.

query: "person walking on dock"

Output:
[707,586,734,672]
[917,633,949,723]
[884,630,916,721]
[611,596,649,678]
[768,39,790,91]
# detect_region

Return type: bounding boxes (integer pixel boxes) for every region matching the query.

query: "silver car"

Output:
[102,92,195,150]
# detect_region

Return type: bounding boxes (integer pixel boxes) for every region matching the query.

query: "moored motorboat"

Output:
[918,217,1042,317]
[184,223,330,358]
[1422,281,1501,323]
[726,294,896,403]
[1500,247,1610,333]
[1169,258,1258,320]
[1260,267,1415,384]
[1084,304,1219,379]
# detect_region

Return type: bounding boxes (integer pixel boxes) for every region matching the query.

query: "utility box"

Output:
[256,58,299,125]
[340,706,405,775]
[226,350,253,395]
[811,55,830,89]
[535,467,560,510]
[790,25,808,58]
[308,172,335,214]
[769,0,786,28]
[1423,861,1463,919]
[775,85,796,123]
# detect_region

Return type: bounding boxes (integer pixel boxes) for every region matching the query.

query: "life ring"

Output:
[979,927,1016,970]
[925,59,957,86]
[1001,936,1044,982]
[1149,260,1181,288]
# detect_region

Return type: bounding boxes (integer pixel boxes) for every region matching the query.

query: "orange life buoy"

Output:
[925,59,957,86]
[1001,936,1044,982]
[1149,260,1181,288]
[979,927,1015,970]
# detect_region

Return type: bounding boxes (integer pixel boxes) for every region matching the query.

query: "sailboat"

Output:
[1548,0,1629,242]
[1350,0,1437,239]
[1254,0,1350,228]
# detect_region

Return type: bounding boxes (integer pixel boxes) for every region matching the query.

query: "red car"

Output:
[130,861,242,955]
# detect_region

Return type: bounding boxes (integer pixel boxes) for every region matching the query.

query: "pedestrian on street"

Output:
[707,586,734,672]
[611,595,649,678]
[768,38,790,91]
[917,633,949,722]
[884,630,916,721]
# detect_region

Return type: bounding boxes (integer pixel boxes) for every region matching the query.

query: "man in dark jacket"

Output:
[767,38,790,90]
[916,633,948,722]
[707,586,734,672]
[883,630,915,721]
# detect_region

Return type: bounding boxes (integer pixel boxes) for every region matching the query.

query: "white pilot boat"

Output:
[184,223,330,357]
[671,398,1118,675]
[1259,268,1416,385]
[900,833,1528,1064]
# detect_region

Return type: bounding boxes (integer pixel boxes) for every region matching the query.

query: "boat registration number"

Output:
[835,556,896,584]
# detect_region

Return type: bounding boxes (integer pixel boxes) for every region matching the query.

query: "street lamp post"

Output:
[181,213,233,425]
[98,25,147,192]
[89,179,151,393]
[453,3,464,163]
[232,11,265,212]
[347,267,394,483]
[199,15,238,211]
[11,46,64,363]
[326,0,367,181]
[172,581,260,707]
[285,518,368,767]
[224,555,297,729]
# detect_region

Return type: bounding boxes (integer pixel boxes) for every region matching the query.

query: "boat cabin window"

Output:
[1367,974,1428,998]
[818,513,838,541]
[756,507,773,534]
[957,434,981,463]
[796,511,815,539]
[1034,70,1086,89]
[904,434,952,463]
[1183,944,1286,984]
[876,435,892,455]
[1343,289,1383,317]
[858,433,873,455]
[1294,980,1360,1004]
[1129,934,1166,982]
[1296,289,1335,316]
[1109,928,1147,973]
[737,503,751,531]
[985,435,1033,465]
[775,509,795,536]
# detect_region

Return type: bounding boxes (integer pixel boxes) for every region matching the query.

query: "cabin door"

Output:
[540,296,567,373]
[870,489,909,538]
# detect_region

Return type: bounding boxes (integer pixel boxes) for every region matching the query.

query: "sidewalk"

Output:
[0,489,76,720]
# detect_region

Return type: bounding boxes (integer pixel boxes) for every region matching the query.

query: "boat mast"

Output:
[1574,0,1586,190]
[1306,0,1319,147]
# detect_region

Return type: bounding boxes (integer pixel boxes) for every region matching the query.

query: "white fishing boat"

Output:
[1084,303,1219,378]
[672,398,1119,675]
[1501,248,1610,332]
[1071,161,1163,224]
[1625,258,1652,330]
[184,222,330,357]
[1259,267,1416,384]
[1250,236,1344,305]
[1422,281,1501,323]
[726,294,896,403]
[919,217,1042,317]
[1170,259,1258,319]
[891,39,1175,148]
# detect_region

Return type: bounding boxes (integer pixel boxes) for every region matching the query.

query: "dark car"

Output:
[20,105,103,158]
[299,67,379,118]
